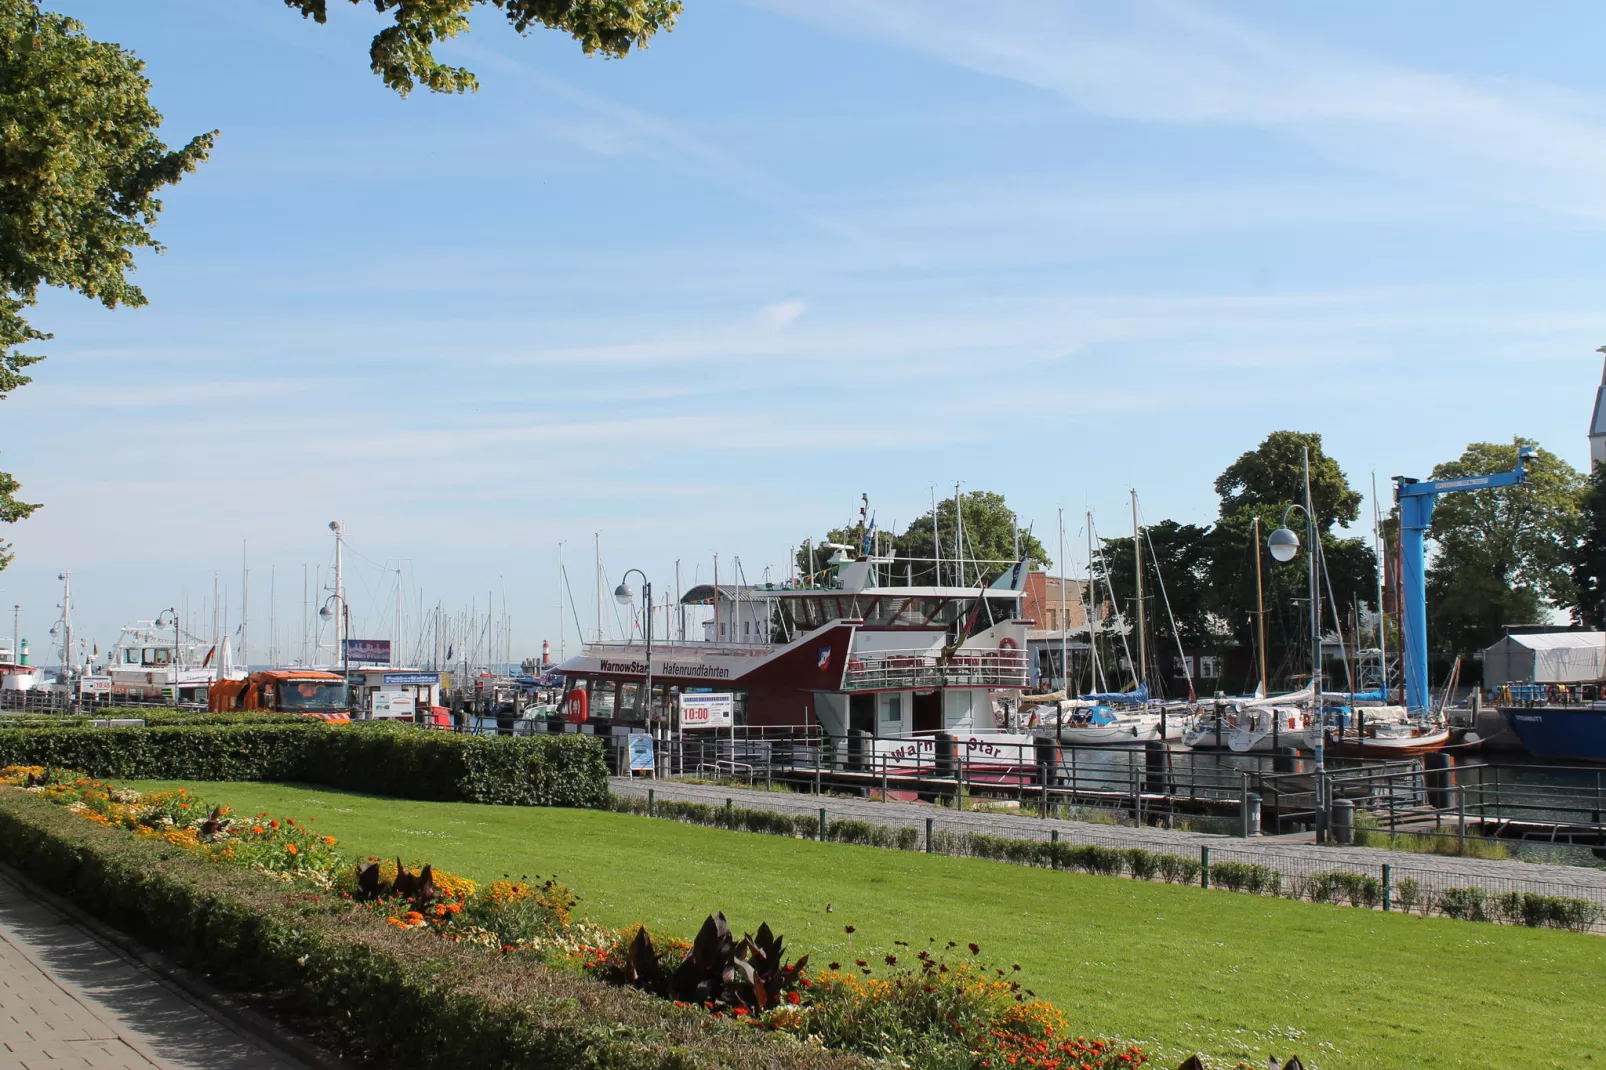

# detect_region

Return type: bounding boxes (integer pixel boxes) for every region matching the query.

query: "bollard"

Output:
[1382,864,1392,912]
[1242,792,1262,838]
[925,816,934,853]
[725,798,733,826]
[647,788,655,816]
[1050,829,1060,869]
[819,807,828,841]
[1457,785,1467,851]
[1200,846,1210,889]
[1332,798,1355,846]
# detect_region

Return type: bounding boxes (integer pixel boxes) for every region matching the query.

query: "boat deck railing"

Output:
[842,649,1030,691]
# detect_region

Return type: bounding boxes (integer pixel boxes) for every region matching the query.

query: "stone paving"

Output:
[613,776,1606,906]
[0,873,306,1070]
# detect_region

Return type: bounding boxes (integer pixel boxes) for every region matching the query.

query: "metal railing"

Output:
[841,649,1030,690]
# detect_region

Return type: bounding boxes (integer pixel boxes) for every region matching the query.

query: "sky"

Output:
[7,0,1606,665]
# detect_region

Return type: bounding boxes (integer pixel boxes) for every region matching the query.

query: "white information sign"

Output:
[680,692,734,729]
[371,692,417,720]
[79,676,113,695]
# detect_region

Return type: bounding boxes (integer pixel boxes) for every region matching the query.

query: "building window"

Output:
[1199,656,1221,679]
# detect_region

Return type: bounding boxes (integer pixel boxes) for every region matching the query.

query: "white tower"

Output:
[1592,347,1606,468]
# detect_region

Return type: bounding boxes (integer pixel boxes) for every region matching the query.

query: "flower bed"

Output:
[0,766,1178,1070]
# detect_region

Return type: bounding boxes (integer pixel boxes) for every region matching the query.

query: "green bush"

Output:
[1435,887,1490,922]
[1208,861,1281,896]
[1394,877,1422,915]
[0,789,859,1070]
[0,724,607,808]
[1124,849,1159,881]
[1490,890,1603,931]
[1066,844,1125,876]
[1155,853,1200,885]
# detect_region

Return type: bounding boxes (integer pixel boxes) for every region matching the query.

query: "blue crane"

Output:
[1392,447,1533,714]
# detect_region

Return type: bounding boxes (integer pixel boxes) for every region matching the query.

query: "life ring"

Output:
[999,637,1018,652]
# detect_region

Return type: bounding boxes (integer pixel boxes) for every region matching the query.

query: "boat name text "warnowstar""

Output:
[599,659,732,679]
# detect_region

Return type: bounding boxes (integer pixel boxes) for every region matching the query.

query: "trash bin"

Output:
[1331,798,1355,845]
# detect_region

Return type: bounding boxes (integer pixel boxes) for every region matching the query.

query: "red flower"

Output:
[732,1007,749,1018]
[843,925,855,933]
[884,954,898,966]
[968,942,980,955]
[785,991,801,1005]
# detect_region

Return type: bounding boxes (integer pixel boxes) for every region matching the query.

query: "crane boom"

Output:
[1392,447,1533,714]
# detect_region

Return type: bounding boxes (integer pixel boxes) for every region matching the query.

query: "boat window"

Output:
[879,693,901,725]
[734,690,747,726]
[142,648,172,666]
[591,680,615,718]
[619,682,640,715]
[929,600,967,625]
[865,598,902,625]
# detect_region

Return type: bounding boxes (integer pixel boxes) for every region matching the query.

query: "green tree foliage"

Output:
[283,0,683,95]
[1425,440,1584,651]
[796,492,1049,587]
[1208,432,1376,690]
[1094,521,1215,645]
[1569,462,1606,629]
[1214,430,1363,533]
[0,2,216,565]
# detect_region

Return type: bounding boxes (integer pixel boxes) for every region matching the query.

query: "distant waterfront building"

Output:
[1591,347,1606,467]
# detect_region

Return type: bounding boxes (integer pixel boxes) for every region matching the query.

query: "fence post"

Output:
[647,788,655,816]
[725,797,733,826]
[819,807,828,841]
[814,748,822,796]
[925,816,934,854]
[880,754,889,803]
[1050,829,1060,869]
[1200,846,1210,889]
[957,749,966,812]
[1381,864,1392,912]
[1457,786,1467,853]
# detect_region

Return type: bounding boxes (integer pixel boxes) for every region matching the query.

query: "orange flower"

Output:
[251,826,264,835]
[269,820,279,829]
[285,844,299,855]
[322,836,337,846]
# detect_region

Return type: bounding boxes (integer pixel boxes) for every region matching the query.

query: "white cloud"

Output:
[758,299,808,328]
[751,0,1606,218]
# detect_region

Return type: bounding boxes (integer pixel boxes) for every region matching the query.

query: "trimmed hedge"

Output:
[609,795,921,850]
[0,789,861,1070]
[0,724,608,808]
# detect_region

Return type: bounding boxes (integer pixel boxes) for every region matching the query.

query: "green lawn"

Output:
[130,781,1604,1070]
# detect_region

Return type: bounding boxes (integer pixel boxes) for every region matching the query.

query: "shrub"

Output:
[0,724,608,808]
[1208,861,1281,896]
[1435,887,1490,922]
[1124,848,1160,881]
[0,789,859,1070]
[1156,853,1200,885]
[1394,877,1422,915]
[1067,844,1125,876]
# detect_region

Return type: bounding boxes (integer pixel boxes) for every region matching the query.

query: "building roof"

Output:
[1593,353,1606,436]
[1486,631,1605,651]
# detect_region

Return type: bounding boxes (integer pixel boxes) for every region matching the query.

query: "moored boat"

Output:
[1499,703,1606,763]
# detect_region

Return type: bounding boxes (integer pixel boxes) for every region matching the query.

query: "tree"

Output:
[284,0,682,95]
[1425,440,1584,651]
[1570,462,1606,629]
[1214,430,1362,533]
[0,3,216,564]
[1208,432,1376,690]
[1094,521,1216,645]
[796,492,1049,587]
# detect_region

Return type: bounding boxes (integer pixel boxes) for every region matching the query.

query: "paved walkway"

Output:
[615,777,1606,906]
[0,873,308,1070]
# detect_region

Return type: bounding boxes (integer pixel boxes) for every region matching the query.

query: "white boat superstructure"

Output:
[103,621,236,704]
[1035,701,1190,745]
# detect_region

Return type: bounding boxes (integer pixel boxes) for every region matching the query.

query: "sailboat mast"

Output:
[953,483,963,587]
[1131,490,1146,693]
[931,485,941,587]
[1085,511,1101,692]
[1057,508,1066,692]
[1253,515,1267,696]
[557,541,565,661]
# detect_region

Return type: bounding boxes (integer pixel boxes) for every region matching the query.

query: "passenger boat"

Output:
[553,542,1033,752]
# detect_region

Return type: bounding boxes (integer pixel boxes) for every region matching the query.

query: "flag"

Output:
[201,646,216,667]
[446,644,454,660]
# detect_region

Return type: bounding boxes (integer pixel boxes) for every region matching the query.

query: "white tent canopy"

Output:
[1482,632,1606,686]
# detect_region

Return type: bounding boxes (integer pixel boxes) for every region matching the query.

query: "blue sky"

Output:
[7,0,1606,663]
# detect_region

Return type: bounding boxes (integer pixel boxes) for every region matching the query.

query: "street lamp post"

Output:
[614,570,655,774]
[319,596,353,716]
[155,608,179,705]
[1266,447,1327,842]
